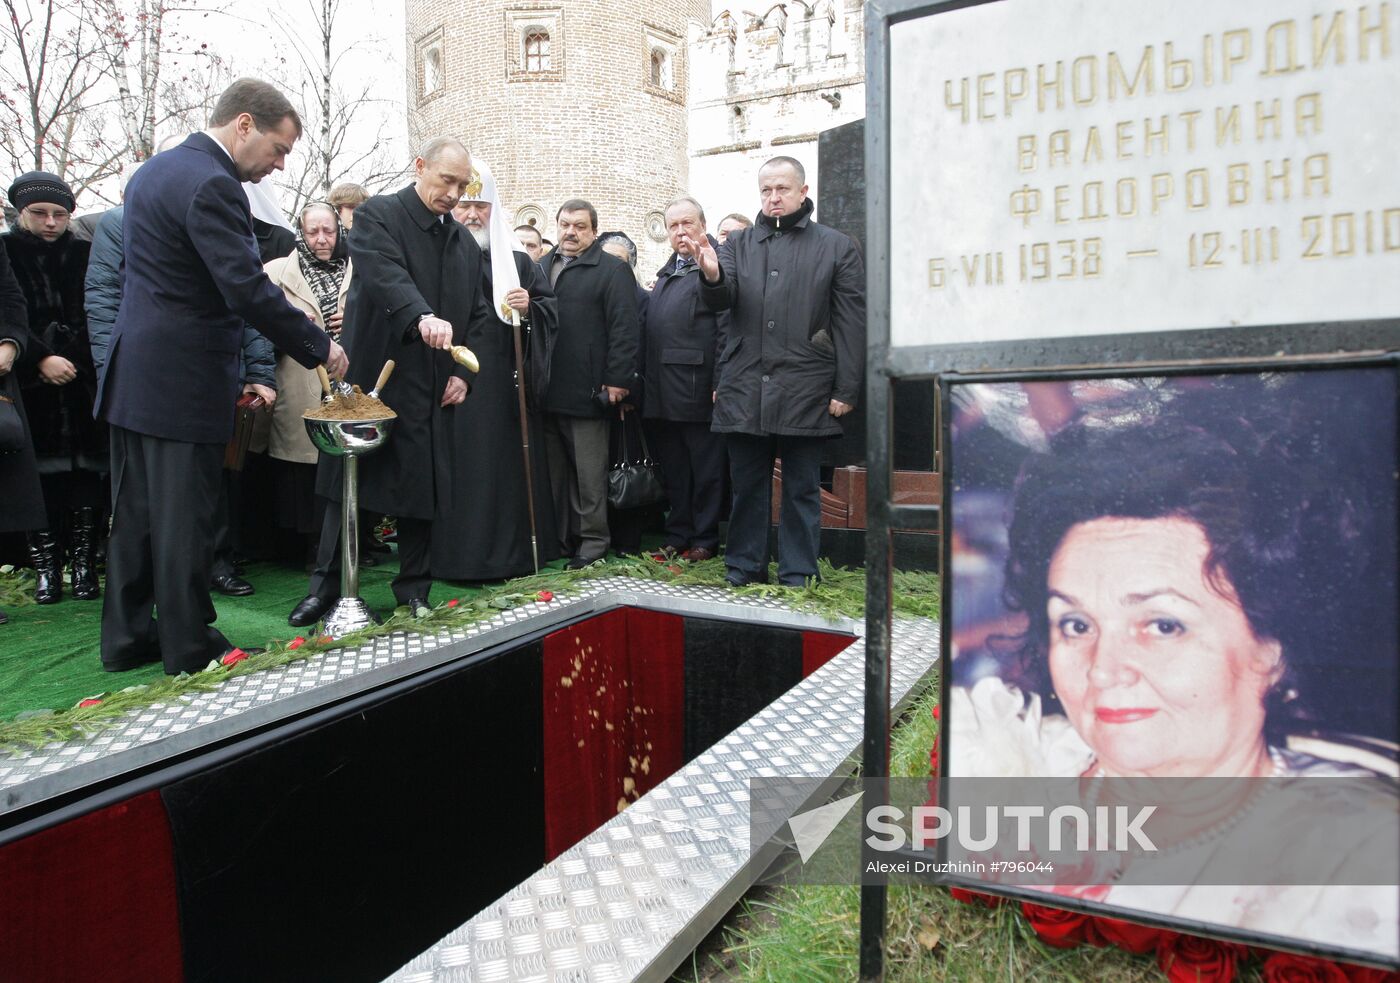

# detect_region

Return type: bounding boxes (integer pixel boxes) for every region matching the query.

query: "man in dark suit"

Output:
[642,197,729,562]
[539,199,638,568]
[289,136,488,626]
[96,78,348,674]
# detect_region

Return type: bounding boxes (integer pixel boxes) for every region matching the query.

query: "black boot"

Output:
[27,530,62,604]
[70,508,100,600]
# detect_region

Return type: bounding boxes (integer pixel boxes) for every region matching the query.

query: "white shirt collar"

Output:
[202,130,236,163]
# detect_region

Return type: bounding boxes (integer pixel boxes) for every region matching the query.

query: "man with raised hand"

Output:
[685,156,865,588]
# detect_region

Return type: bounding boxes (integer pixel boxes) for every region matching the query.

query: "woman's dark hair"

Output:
[1000,372,1395,741]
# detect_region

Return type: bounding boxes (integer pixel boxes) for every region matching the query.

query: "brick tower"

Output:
[405,0,711,274]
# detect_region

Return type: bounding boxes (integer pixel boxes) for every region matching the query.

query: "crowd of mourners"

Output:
[0,77,864,674]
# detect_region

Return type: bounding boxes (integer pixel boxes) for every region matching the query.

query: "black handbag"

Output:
[607,413,666,510]
[0,394,26,452]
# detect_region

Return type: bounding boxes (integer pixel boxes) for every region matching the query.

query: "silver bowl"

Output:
[303,415,395,457]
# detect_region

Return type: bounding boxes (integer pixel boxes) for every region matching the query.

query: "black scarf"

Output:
[294,224,348,332]
[756,196,814,231]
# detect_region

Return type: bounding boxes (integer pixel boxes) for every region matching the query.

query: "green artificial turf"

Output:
[0,555,500,720]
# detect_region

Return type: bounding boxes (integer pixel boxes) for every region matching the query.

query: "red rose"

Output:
[1341,965,1400,983]
[1092,915,1168,954]
[287,636,306,650]
[1157,933,1244,983]
[446,598,459,608]
[950,888,1005,907]
[536,590,554,602]
[1021,902,1098,948]
[1260,954,1349,982]
[221,648,249,667]
[77,698,103,708]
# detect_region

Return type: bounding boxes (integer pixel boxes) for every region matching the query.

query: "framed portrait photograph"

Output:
[938,357,1399,965]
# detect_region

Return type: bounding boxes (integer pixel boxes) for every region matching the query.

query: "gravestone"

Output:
[818,118,937,471]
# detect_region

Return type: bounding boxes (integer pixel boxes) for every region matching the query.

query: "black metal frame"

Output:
[860,0,1400,978]
[928,353,1400,967]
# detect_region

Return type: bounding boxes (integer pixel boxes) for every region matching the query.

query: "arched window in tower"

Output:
[650,47,673,90]
[423,44,443,95]
[524,29,551,73]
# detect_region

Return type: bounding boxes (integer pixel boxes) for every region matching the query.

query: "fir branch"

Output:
[0,557,940,751]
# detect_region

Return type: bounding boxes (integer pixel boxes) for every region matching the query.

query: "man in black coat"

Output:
[96,79,348,674]
[687,156,865,588]
[642,197,729,561]
[539,199,639,568]
[290,137,489,625]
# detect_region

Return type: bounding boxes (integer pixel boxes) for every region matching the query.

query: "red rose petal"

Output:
[447,598,459,608]
[1022,902,1097,949]
[288,636,307,650]
[1093,915,1167,954]
[221,648,249,667]
[537,590,554,602]
[1260,953,1350,982]
[1157,932,1244,983]
[77,698,103,708]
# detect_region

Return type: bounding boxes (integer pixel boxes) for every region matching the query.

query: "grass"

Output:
[0,554,940,750]
[670,681,1204,983]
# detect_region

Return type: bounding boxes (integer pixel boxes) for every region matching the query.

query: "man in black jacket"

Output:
[290,136,488,626]
[643,197,728,561]
[686,156,865,587]
[539,199,639,568]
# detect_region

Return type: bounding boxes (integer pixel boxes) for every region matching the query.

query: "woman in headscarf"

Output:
[253,201,352,558]
[2,171,102,604]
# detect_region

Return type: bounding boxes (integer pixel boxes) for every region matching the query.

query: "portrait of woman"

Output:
[943,365,1399,961]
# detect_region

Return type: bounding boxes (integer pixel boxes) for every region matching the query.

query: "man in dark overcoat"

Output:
[95,79,347,674]
[539,199,638,568]
[642,197,729,561]
[290,137,490,625]
[687,156,865,588]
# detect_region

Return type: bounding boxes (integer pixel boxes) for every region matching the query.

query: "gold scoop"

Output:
[449,345,479,373]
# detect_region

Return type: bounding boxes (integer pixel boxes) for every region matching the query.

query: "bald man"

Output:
[291,136,491,625]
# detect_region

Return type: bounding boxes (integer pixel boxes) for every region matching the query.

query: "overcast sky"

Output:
[198,0,408,207]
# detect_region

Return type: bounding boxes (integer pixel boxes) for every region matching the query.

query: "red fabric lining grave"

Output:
[541,608,686,860]
[803,630,855,677]
[0,790,184,983]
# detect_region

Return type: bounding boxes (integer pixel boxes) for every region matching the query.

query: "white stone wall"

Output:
[686,0,866,225]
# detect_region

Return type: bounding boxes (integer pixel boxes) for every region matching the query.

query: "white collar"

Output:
[202,130,236,163]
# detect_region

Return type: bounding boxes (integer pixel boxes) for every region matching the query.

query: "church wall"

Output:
[405,0,711,277]
[686,0,866,226]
